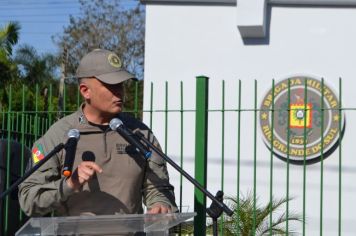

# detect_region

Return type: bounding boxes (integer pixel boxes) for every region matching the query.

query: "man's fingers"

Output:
[77,162,102,182]
[161,207,168,214]
[79,166,95,177]
[148,207,160,214]
[78,172,91,181]
[83,161,103,173]
[147,204,171,214]
[160,206,171,213]
[66,161,103,190]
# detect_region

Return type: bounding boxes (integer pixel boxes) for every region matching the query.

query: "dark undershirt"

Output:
[88,121,110,132]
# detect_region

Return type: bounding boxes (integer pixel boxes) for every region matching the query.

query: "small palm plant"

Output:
[178,193,302,235]
[209,193,302,236]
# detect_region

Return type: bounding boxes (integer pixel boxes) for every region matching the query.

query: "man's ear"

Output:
[79,83,90,99]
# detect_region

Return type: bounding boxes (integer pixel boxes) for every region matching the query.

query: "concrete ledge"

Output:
[142,0,356,38]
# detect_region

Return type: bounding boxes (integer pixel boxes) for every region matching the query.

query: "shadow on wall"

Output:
[0,140,31,236]
[242,5,272,45]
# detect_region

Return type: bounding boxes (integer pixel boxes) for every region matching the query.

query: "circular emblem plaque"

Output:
[259,76,345,164]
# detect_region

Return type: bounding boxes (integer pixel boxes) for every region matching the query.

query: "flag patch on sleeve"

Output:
[32,144,45,164]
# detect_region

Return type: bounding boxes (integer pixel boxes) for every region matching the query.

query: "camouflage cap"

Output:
[76,49,136,84]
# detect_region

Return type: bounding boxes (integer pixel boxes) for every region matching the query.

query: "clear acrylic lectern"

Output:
[16,212,196,236]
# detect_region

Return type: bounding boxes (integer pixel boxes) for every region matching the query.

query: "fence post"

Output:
[4,85,12,235]
[194,76,209,236]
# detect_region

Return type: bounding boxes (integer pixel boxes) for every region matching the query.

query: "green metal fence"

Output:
[143,76,348,236]
[0,77,351,235]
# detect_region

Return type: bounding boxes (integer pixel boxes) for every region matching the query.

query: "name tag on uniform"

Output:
[116,143,128,154]
[116,143,140,155]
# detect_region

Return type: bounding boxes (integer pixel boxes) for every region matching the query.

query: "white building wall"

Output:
[143,2,356,234]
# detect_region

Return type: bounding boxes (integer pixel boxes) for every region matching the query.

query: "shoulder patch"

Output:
[32,144,45,164]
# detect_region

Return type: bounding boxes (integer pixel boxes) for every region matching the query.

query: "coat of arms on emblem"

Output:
[259,76,345,164]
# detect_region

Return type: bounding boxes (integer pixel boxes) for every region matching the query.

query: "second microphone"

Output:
[109,118,152,159]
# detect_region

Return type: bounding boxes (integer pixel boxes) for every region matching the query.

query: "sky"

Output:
[0,0,139,56]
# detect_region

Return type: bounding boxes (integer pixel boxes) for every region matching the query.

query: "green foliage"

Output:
[54,0,145,80]
[122,79,144,119]
[0,21,20,56]
[0,44,61,113]
[1,0,146,118]
[0,21,21,87]
[14,44,60,86]
[180,193,302,236]
[211,193,302,236]
[1,84,48,112]
[0,22,20,112]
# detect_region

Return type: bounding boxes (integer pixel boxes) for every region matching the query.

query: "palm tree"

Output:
[0,21,20,57]
[13,45,61,113]
[14,44,59,86]
[0,22,20,110]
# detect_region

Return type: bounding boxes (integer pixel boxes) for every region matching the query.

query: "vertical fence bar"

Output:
[194,76,209,236]
[134,81,139,118]
[236,80,241,235]
[179,81,184,213]
[338,77,342,236]
[302,81,308,236]
[179,81,184,236]
[20,85,26,221]
[1,109,5,138]
[269,79,275,235]
[42,117,45,136]
[11,111,15,136]
[29,115,33,146]
[34,85,39,141]
[4,85,12,235]
[320,78,325,236]
[16,112,20,135]
[149,82,153,129]
[24,114,28,146]
[45,118,48,134]
[29,116,33,147]
[221,80,225,192]
[64,82,67,115]
[286,79,291,235]
[164,81,168,154]
[49,84,53,125]
[77,82,81,109]
[253,80,257,236]
[0,108,3,232]
[220,80,225,236]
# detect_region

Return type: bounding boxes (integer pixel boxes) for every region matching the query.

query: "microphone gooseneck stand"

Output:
[0,143,65,199]
[134,131,233,236]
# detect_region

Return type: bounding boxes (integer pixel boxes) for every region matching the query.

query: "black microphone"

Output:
[109,118,152,158]
[62,129,80,177]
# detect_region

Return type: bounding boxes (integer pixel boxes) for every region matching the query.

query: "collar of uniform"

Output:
[77,103,89,125]
[73,104,106,133]
[74,103,120,133]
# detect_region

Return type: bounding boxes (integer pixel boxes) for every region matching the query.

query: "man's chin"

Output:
[110,107,123,114]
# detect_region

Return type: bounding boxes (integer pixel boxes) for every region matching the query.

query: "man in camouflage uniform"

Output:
[18,49,177,216]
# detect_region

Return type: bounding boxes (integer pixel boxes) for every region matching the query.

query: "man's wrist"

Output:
[60,178,76,201]
[65,177,81,191]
